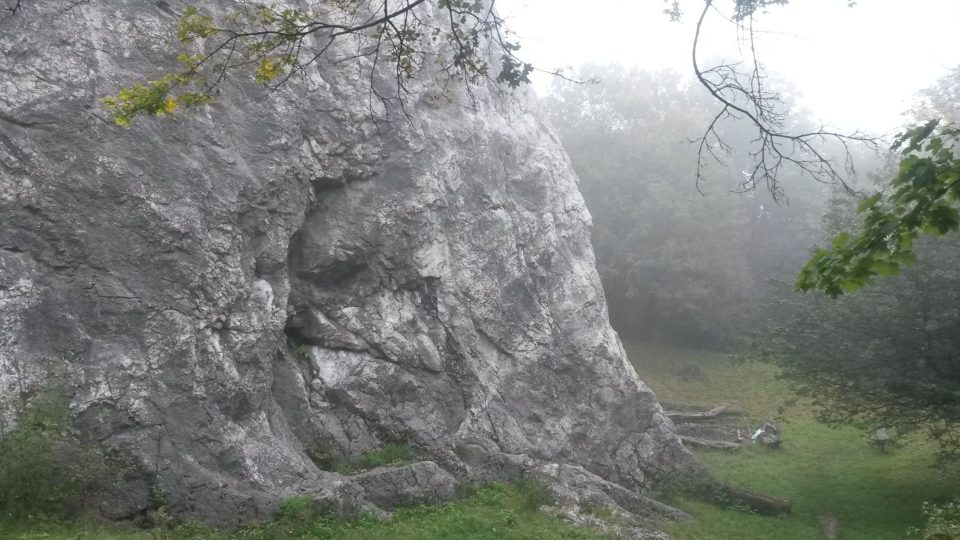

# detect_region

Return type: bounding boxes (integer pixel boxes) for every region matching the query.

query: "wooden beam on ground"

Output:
[665,404,728,420]
[679,435,742,451]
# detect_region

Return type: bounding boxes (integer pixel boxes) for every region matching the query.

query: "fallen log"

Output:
[705,482,792,516]
[679,435,742,451]
[665,404,728,420]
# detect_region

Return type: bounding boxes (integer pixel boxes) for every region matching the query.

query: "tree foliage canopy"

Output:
[797,121,960,296]
[764,192,960,461]
[798,68,960,296]
[763,70,960,460]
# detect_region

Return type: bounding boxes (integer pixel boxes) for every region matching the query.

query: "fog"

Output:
[501,0,960,134]
[492,0,960,351]
[519,7,960,525]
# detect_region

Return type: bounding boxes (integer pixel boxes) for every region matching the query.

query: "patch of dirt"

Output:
[818,514,840,540]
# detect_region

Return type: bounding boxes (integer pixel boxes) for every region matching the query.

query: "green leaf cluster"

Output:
[732,0,790,21]
[102,74,213,126]
[497,52,533,89]
[175,6,217,43]
[242,7,311,81]
[438,0,531,87]
[797,120,960,296]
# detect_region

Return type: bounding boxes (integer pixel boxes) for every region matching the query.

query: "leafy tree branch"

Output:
[102,1,536,125]
[797,120,960,296]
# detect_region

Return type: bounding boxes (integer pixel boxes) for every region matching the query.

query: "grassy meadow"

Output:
[624,339,959,539]
[0,482,604,540]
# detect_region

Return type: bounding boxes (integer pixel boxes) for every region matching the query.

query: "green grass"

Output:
[336,443,416,475]
[0,483,608,540]
[624,340,792,421]
[623,339,960,539]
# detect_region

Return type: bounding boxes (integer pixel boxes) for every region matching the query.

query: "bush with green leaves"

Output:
[760,188,960,461]
[507,474,556,512]
[910,498,960,539]
[0,366,126,520]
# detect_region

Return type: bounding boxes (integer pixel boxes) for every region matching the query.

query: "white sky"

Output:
[499,0,960,136]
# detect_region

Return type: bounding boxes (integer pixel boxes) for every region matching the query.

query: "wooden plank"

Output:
[679,435,742,451]
[665,404,728,420]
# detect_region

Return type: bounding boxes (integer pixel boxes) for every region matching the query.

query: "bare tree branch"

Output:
[692,0,880,201]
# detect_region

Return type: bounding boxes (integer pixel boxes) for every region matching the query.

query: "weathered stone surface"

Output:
[536,462,692,525]
[545,505,674,540]
[0,0,690,528]
[353,461,459,509]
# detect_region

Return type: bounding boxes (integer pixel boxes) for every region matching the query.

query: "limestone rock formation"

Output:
[0,0,690,528]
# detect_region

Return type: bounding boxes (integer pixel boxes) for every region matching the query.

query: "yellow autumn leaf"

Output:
[255,57,279,83]
[163,96,179,114]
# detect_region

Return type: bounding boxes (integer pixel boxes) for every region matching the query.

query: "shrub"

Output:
[336,443,415,475]
[0,368,125,519]
[579,502,615,520]
[0,385,75,518]
[911,498,960,539]
[512,474,556,512]
[275,495,318,522]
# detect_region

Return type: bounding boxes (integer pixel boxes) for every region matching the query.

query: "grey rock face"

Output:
[0,0,689,528]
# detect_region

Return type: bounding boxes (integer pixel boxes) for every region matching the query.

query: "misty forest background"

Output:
[546,63,958,352]
[546,63,960,429]
[538,64,960,538]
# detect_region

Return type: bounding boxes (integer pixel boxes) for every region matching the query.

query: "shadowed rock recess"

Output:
[0,0,690,528]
